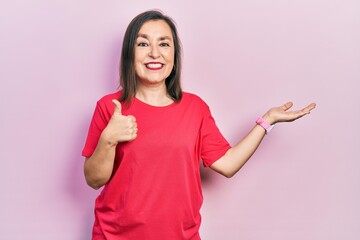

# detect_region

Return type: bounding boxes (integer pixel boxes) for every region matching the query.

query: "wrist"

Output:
[256,117,274,134]
[261,113,275,125]
[100,130,118,148]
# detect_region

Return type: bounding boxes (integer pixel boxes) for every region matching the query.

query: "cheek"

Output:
[134,62,143,76]
[134,49,145,63]
[165,50,175,64]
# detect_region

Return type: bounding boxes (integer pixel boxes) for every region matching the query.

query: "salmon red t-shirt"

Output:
[82,91,231,240]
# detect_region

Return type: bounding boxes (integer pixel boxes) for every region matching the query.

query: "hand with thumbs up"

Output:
[101,99,138,146]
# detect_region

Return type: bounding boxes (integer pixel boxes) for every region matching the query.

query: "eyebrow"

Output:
[137,34,172,41]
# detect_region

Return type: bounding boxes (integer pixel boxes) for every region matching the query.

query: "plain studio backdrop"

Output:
[1,0,359,239]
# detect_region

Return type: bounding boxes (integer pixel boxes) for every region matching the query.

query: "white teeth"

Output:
[146,63,162,69]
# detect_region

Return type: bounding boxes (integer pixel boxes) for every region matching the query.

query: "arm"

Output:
[84,138,117,190]
[84,100,137,189]
[210,102,316,178]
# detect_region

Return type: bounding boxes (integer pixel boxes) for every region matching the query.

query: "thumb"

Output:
[112,99,123,115]
[281,101,293,111]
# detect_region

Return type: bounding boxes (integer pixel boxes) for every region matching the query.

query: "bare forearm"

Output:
[84,136,117,189]
[210,101,316,178]
[210,124,266,178]
[84,100,138,189]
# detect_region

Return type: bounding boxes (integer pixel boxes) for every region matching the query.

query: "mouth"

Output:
[145,62,164,70]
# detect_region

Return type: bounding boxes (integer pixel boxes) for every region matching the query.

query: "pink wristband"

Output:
[256,117,274,134]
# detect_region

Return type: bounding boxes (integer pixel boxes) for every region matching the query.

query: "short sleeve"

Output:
[199,104,231,167]
[81,101,112,157]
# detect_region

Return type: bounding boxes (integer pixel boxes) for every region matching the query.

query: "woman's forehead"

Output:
[138,20,173,40]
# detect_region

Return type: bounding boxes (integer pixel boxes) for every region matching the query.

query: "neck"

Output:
[136,83,173,106]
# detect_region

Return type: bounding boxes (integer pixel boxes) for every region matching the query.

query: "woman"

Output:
[82,10,316,240]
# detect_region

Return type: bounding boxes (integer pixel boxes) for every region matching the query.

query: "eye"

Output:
[160,42,170,47]
[137,42,148,47]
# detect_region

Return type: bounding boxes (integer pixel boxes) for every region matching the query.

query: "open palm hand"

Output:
[263,102,316,125]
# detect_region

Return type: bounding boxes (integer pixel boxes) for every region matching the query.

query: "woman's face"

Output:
[134,20,175,87]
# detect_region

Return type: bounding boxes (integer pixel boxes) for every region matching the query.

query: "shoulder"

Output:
[182,92,208,106]
[94,90,122,115]
[97,90,122,104]
[180,92,212,117]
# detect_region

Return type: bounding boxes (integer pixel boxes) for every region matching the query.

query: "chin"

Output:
[139,78,166,85]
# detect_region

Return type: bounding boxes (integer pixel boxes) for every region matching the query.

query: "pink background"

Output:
[1,0,359,239]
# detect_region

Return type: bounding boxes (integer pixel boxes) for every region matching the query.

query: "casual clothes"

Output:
[82,91,231,239]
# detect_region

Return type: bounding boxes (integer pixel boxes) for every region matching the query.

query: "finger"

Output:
[129,129,138,141]
[130,133,137,141]
[112,99,123,115]
[291,103,316,119]
[128,115,136,122]
[304,103,316,113]
[281,101,293,111]
[298,103,316,115]
[129,121,137,130]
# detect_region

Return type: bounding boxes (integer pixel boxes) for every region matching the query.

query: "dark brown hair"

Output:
[119,10,183,104]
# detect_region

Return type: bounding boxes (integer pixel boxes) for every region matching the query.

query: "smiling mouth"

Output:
[145,63,164,70]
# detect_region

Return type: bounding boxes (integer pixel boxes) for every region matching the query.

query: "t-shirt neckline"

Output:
[133,96,179,110]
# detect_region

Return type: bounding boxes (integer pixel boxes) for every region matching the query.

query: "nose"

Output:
[148,45,160,58]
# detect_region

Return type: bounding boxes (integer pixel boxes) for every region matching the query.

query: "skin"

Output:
[134,20,175,106]
[210,101,316,178]
[83,100,138,189]
[84,20,174,189]
[84,20,316,189]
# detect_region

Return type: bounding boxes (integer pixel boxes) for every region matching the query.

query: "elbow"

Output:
[85,178,104,190]
[84,169,107,190]
[210,156,239,178]
[218,165,244,178]
[225,173,235,178]
[214,167,237,178]
[84,159,109,190]
[222,170,236,178]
